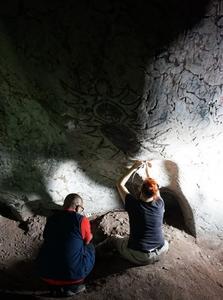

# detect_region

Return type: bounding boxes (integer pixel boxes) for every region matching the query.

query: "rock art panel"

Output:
[0,0,222,239]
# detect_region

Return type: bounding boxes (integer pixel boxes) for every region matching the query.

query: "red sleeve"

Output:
[80,216,93,244]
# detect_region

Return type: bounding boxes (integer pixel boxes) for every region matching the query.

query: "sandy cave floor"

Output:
[0,211,223,300]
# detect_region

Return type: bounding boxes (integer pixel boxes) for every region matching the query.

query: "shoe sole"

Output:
[63,286,86,297]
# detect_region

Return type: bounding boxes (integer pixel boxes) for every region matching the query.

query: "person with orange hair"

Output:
[97,160,168,265]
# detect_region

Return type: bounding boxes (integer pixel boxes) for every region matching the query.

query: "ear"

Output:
[76,205,83,213]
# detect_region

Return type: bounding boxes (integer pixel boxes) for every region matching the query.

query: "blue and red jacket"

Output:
[37,209,95,285]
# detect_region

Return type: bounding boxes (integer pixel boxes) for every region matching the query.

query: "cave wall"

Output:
[0,0,222,239]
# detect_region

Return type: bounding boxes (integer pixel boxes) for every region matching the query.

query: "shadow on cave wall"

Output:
[162,160,196,236]
[0,0,211,217]
[160,187,189,233]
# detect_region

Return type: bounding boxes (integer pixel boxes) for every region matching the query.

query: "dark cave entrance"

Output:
[160,187,190,233]
[0,202,15,220]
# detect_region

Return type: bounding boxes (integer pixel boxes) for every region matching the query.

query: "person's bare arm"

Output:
[116,160,143,203]
[145,161,152,178]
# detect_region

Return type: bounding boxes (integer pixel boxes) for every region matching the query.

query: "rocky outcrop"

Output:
[0,0,222,239]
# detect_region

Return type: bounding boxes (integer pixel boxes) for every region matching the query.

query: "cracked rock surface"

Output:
[0,0,223,238]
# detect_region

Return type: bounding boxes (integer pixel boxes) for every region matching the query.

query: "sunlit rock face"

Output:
[0,0,222,239]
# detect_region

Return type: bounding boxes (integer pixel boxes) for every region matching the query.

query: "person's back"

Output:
[37,193,95,296]
[114,161,169,265]
[125,193,165,252]
[38,210,94,281]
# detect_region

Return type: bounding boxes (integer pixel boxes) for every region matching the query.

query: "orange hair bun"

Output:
[141,178,159,198]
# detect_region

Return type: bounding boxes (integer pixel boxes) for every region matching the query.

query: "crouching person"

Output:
[37,193,95,297]
[97,160,169,265]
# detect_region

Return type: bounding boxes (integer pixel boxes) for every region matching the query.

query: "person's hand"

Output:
[146,161,152,168]
[131,160,143,169]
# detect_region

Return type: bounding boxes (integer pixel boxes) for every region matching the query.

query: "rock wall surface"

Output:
[0,0,222,239]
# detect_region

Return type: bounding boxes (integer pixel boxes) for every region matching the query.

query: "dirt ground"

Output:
[0,211,223,300]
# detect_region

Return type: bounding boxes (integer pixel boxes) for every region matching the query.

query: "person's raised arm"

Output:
[145,161,152,178]
[116,160,143,204]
